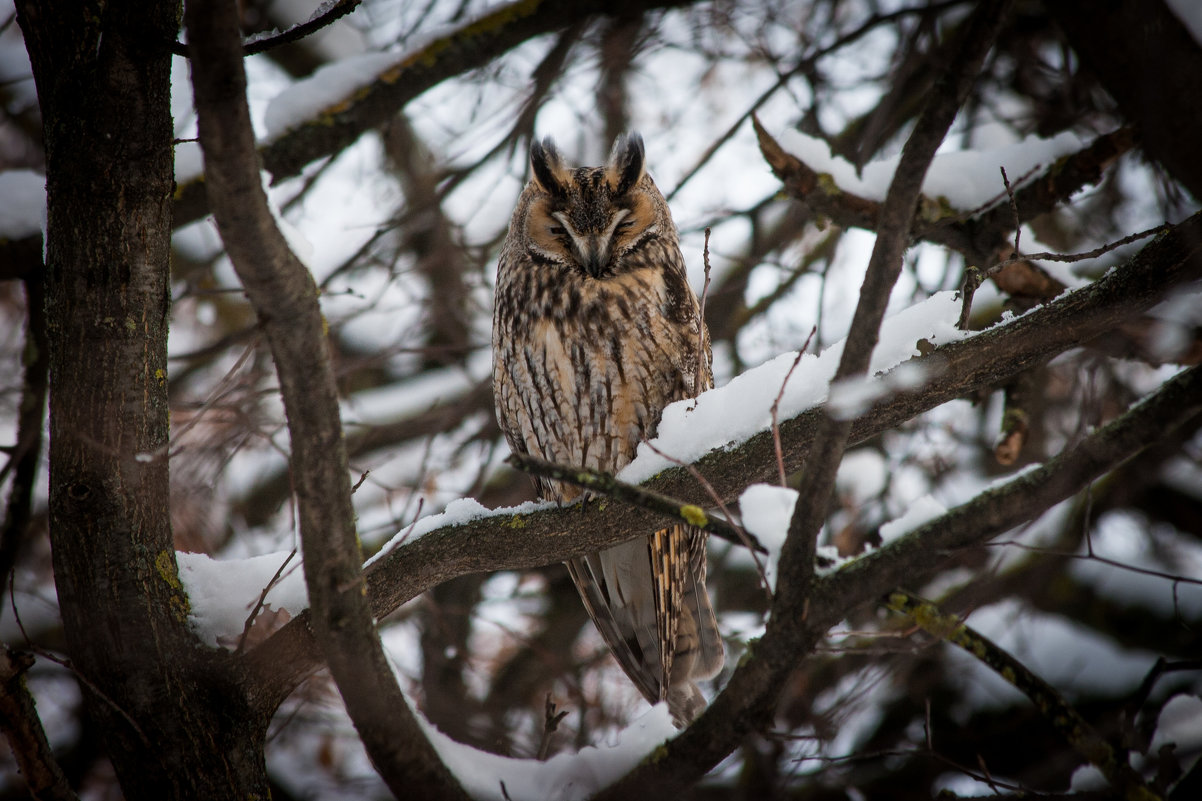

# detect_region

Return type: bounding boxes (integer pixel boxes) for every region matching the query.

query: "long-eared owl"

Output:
[492,133,723,726]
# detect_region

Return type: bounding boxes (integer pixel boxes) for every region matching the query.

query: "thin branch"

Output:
[537,693,569,760]
[697,227,713,398]
[184,1,468,797]
[985,223,1173,276]
[769,328,815,487]
[641,440,773,599]
[235,550,297,657]
[0,647,77,801]
[1000,165,1020,256]
[506,453,765,554]
[168,0,363,57]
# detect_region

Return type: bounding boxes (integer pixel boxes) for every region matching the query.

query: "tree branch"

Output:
[184,1,467,797]
[755,118,1137,293]
[885,591,1156,799]
[168,0,362,57]
[0,648,76,801]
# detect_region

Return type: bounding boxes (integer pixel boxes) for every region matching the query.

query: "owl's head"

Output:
[521,133,674,279]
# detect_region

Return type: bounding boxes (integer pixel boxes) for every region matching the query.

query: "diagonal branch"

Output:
[507,452,765,553]
[184,1,467,798]
[0,648,76,801]
[779,0,1017,616]
[885,591,1155,798]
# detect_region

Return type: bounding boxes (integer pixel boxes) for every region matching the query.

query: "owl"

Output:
[492,133,724,726]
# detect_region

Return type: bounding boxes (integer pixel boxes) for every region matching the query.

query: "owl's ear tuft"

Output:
[608,132,645,196]
[530,137,569,197]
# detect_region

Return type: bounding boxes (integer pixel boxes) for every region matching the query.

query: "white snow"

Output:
[0,170,45,239]
[422,704,678,800]
[738,483,799,590]
[176,550,309,648]
[1150,694,1202,776]
[264,51,399,140]
[366,497,551,568]
[621,290,967,484]
[878,494,948,543]
[836,448,888,504]
[773,127,1086,210]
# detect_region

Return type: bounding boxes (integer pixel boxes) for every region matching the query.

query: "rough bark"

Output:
[15,3,271,798]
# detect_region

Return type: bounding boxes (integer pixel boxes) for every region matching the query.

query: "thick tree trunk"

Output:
[15,3,271,798]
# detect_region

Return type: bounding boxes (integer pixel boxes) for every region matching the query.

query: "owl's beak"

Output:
[581,237,610,278]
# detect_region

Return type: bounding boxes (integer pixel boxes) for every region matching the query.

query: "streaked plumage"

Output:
[492,133,723,725]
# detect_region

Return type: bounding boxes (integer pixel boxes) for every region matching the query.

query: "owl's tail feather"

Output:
[565,527,724,729]
[665,559,724,726]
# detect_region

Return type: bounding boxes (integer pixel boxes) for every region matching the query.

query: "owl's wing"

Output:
[566,535,667,706]
[567,523,722,725]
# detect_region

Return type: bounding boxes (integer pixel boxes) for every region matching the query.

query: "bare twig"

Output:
[1000,165,1020,256]
[506,452,765,554]
[984,223,1173,277]
[236,550,298,656]
[697,228,713,398]
[642,441,772,599]
[537,693,569,760]
[769,327,817,487]
[169,0,363,57]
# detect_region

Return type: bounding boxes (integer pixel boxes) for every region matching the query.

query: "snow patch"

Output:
[177,550,308,648]
[773,127,1086,210]
[264,51,399,140]
[423,703,678,800]
[879,495,948,543]
[739,483,799,590]
[621,290,966,484]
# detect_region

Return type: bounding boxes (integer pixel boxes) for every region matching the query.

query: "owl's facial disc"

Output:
[551,208,630,278]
